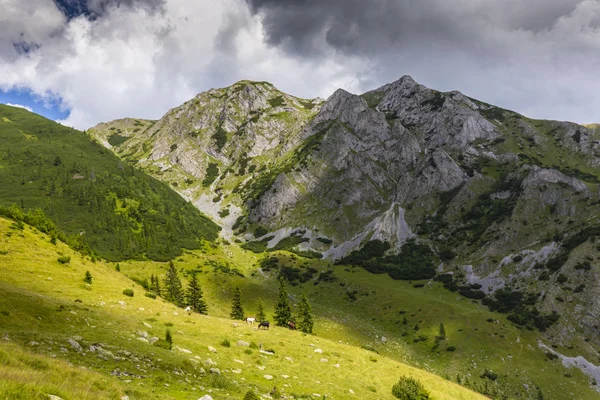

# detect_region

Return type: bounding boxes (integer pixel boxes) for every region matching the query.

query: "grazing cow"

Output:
[287,321,296,330]
[258,321,270,330]
[185,306,192,315]
[245,317,256,324]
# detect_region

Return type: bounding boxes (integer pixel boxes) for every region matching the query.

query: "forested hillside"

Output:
[0,105,219,261]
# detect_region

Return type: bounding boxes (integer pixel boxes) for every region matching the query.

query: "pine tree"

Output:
[439,323,446,340]
[163,261,184,307]
[256,299,266,323]
[165,329,173,350]
[274,278,292,326]
[230,286,244,320]
[83,271,93,284]
[150,274,161,295]
[297,292,314,334]
[186,273,208,314]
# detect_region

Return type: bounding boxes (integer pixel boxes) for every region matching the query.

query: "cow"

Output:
[245,317,256,324]
[258,321,270,330]
[287,321,296,330]
[185,306,192,315]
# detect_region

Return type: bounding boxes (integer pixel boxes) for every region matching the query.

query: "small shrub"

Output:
[391,376,431,399]
[115,263,121,272]
[480,369,498,381]
[556,274,568,284]
[122,288,134,297]
[83,271,92,284]
[574,284,585,293]
[446,346,456,352]
[413,283,425,288]
[0,311,9,316]
[145,292,157,299]
[57,256,71,264]
[220,338,231,347]
[0,250,8,255]
[244,391,261,400]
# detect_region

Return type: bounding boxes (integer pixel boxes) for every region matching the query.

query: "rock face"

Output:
[91,76,600,351]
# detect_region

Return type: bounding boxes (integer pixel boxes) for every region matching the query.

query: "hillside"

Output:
[0,216,487,400]
[0,105,219,261]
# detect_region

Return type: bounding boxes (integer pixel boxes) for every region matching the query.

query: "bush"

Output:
[57,256,71,264]
[83,271,92,284]
[145,292,157,299]
[391,376,431,399]
[122,288,134,297]
[480,369,498,381]
[220,338,231,347]
[446,346,456,352]
[244,391,261,400]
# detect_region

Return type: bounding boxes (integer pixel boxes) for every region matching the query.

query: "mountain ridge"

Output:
[89,75,600,379]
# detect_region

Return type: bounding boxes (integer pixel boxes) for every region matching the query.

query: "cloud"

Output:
[243,0,600,123]
[4,103,33,112]
[0,0,599,130]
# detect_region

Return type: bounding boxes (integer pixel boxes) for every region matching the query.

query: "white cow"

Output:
[185,306,192,315]
[245,317,256,324]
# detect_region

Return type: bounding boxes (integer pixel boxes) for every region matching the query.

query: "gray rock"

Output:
[67,338,82,352]
[236,340,250,347]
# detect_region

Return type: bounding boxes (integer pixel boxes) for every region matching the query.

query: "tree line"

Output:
[230,278,314,334]
[146,261,208,314]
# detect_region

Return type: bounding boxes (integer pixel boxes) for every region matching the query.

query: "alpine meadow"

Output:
[2,3,600,398]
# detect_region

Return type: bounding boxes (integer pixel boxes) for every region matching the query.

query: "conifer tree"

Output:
[274,278,292,326]
[439,323,446,340]
[297,292,314,334]
[186,273,208,314]
[230,286,244,320]
[256,299,266,323]
[163,261,184,306]
[150,274,161,295]
[165,329,173,350]
[83,271,93,284]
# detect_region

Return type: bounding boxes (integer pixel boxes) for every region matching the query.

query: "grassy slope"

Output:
[120,246,600,400]
[0,217,484,400]
[0,104,219,261]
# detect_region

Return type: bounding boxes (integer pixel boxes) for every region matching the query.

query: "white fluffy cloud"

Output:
[4,103,33,112]
[1,0,599,129]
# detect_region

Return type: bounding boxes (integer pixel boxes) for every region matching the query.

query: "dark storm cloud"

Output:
[244,0,582,58]
[53,0,164,20]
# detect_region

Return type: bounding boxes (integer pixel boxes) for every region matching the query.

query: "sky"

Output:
[1,0,600,129]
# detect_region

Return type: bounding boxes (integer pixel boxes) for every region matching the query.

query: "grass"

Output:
[0,217,487,399]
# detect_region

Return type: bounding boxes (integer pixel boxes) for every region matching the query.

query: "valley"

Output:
[1,74,600,399]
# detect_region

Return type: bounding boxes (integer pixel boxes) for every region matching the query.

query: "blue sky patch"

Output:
[0,89,71,121]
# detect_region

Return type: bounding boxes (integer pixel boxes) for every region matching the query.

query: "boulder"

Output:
[236,340,250,347]
[67,338,82,352]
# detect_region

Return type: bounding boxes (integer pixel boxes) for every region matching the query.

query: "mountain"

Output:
[0,104,220,261]
[91,76,600,395]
